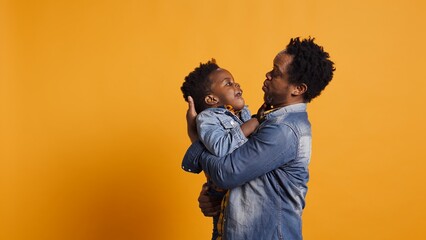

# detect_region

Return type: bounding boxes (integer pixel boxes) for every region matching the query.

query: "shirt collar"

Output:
[205,107,230,114]
[205,106,248,114]
[266,103,307,119]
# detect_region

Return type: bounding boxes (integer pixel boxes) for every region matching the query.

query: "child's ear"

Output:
[204,95,219,105]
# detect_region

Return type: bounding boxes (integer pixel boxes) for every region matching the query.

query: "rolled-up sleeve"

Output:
[181,141,205,174]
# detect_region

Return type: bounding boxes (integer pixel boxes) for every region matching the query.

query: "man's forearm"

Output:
[187,126,198,143]
[182,141,205,174]
[201,124,298,189]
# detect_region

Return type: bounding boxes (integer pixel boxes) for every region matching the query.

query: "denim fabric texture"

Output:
[196,106,252,157]
[207,184,227,240]
[195,106,251,239]
[182,103,311,240]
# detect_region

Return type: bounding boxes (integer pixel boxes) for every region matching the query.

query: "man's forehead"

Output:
[274,51,292,65]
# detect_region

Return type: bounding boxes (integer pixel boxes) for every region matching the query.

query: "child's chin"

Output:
[235,103,245,111]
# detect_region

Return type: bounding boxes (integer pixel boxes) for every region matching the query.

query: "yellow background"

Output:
[1,0,426,239]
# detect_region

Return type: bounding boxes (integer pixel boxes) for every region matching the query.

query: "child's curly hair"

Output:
[181,59,219,113]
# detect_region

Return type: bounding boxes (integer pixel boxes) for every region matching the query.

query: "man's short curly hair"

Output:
[285,37,335,102]
[181,59,219,113]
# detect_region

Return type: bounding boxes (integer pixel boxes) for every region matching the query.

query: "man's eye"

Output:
[272,69,281,78]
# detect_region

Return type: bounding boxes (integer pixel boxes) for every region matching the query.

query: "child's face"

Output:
[208,68,245,111]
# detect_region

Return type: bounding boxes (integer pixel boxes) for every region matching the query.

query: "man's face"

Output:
[262,52,295,107]
[209,68,245,111]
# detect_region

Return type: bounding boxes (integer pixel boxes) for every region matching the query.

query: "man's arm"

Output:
[182,122,298,189]
[185,97,223,218]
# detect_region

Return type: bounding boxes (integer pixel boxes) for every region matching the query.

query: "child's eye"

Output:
[226,82,233,86]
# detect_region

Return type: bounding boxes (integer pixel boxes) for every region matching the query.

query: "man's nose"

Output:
[265,72,272,80]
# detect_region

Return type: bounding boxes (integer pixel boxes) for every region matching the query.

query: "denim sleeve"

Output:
[198,123,298,189]
[181,140,205,174]
[196,111,248,157]
[240,106,252,122]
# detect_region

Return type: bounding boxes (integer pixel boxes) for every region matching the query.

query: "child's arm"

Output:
[240,118,259,137]
[197,111,248,157]
[239,102,270,137]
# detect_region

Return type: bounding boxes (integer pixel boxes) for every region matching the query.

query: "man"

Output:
[183,37,335,240]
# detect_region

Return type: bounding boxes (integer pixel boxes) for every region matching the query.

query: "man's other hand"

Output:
[198,183,223,217]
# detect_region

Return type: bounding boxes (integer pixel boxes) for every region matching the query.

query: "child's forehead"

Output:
[210,68,234,81]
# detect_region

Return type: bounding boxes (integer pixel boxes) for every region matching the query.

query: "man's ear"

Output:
[204,95,219,106]
[292,83,307,96]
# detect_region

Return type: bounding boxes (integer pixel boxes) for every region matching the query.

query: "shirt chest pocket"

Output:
[219,118,238,130]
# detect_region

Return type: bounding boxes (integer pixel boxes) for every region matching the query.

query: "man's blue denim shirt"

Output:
[182,103,311,240]
[196,106,251,157]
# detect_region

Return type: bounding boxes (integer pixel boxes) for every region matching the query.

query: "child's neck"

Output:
[224,104,240,115]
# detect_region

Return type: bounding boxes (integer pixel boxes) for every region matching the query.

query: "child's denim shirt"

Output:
[196,106,252,157]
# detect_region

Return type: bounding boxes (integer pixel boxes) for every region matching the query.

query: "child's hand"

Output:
[186,96,199,143]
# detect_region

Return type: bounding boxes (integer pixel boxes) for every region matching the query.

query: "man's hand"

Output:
[186,96,199,143]
[198,183,223,217]
[256,102,272,123]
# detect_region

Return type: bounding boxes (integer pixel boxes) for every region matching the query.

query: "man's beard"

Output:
[264,95,273,104]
